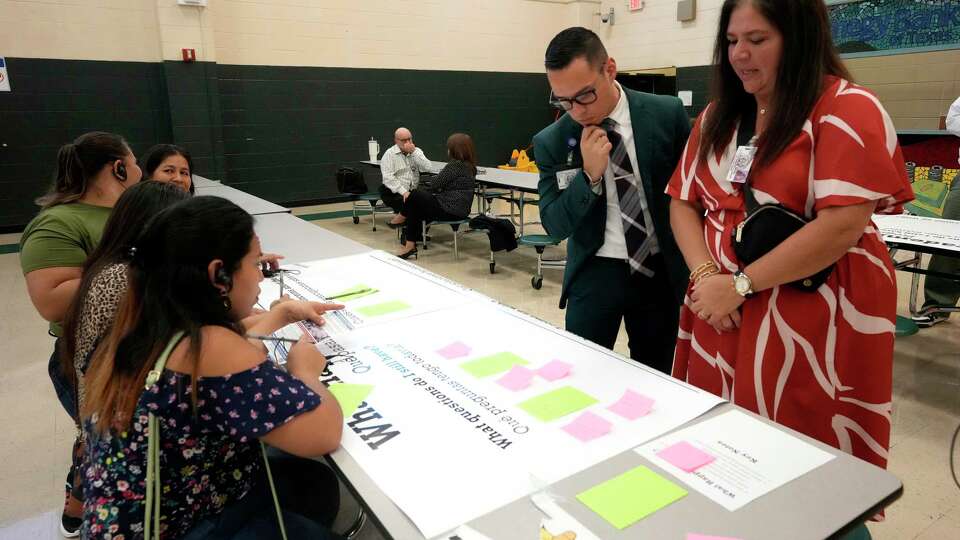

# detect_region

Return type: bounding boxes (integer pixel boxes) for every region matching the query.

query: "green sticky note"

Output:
[460,352,529,378]
[518,386,599,422]
[327,383,374,417]
[356,300,410,317]
[327,284,378,302]
[576,465,687,530]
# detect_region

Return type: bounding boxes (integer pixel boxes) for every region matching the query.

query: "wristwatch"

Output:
[733,271,754,298]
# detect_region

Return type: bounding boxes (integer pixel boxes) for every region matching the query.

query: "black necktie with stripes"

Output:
[601,118,654,277]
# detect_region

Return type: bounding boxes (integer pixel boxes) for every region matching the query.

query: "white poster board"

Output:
[257,253,726,537]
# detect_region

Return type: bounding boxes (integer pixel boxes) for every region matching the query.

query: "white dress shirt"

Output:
[594,82,659,260]
[947,96,960,137]
[380,144,432,196]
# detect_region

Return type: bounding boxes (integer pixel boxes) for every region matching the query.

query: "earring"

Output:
[220,289,232,311]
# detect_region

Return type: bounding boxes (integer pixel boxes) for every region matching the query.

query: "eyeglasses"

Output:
[549,87,599,111]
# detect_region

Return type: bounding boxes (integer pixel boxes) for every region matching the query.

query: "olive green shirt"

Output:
[20,202,112,335]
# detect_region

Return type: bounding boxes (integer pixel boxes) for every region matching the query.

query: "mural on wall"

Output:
[829,0,960,54]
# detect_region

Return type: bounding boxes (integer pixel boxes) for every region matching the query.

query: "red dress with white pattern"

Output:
[666,77,914,471]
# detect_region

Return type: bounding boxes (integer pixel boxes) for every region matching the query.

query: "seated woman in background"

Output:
[19,131,143,536]
[81,196,345,539]
[141,143,195,194]
[395,133,478,259]
[139,143,290,273]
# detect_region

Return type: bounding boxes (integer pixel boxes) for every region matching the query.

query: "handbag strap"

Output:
[736,105,761,214]
[143,330,288,540]
[144,330,184,540]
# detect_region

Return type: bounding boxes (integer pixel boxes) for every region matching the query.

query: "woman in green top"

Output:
[19,130,142,537]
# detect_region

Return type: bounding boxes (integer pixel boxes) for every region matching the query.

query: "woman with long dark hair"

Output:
[54,181,189,536]
[19,131,143,536]
[666,3,912,533]
[81,196,344,539]
[62,181,190,400]
[141,144,196,194]
[394,133,478,259]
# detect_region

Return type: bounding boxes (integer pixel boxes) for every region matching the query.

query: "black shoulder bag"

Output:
[730,109,834,292]
[336,166,368,194]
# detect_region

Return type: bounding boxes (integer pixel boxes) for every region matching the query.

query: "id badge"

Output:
[726,145,757,184]
[556,168,581,190]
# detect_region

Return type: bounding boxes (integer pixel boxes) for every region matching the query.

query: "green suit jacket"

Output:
[533,88,691,309]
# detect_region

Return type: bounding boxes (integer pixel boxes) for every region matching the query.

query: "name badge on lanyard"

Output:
[556,168,581,190]
[727,144,757,184]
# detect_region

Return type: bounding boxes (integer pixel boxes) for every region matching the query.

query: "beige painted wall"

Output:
[846,50,960,130]
[210,0,598,71]
[597,0,959,130]
[0,0,601,71]
[156,0,218,63]
[0,0,162,62]
[596,0,723,71]
[4,0,955,128]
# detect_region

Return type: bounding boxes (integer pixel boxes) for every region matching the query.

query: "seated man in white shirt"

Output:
[378,127,432,227]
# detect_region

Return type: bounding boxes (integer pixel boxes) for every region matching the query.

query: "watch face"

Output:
[735,275,750,295]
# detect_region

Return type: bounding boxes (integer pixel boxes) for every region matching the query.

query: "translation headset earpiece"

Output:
[215,268,233,289]
[114,161,127,181]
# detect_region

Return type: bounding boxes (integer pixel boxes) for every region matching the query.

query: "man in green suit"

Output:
[534,27,690,373]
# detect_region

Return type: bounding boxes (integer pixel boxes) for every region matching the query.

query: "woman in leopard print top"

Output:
[58,181,189,532]
[63,182,189,409]
[71,262,127,408]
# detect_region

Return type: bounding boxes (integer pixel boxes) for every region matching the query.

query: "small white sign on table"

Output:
[874,213,960,253]
[637,410,835,511]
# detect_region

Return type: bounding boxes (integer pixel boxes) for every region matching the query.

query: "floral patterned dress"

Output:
[666,76,914,472]
[82,360,321,539]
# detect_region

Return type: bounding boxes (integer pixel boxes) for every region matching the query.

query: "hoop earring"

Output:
[220,289,232,312]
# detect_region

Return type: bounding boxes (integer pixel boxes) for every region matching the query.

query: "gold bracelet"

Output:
[689,261,719,283]
[691,268,718,284]
[690,260,717,276]
[693,268,720,284]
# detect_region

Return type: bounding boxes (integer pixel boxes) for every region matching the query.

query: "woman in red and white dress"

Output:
[666,0,914,494]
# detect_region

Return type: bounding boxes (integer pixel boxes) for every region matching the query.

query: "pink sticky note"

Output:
[607,390,655,420]
[687,534,743,540]
[436,341,471,360]
[657,441,716,472]
[496,365,535,391]
[536,359,573,381]
[562,411,612,442]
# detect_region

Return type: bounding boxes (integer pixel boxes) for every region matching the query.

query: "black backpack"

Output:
[336,167,368,194]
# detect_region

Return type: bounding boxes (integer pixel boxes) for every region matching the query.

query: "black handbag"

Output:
[336,166,368,194]
[730,109,834,292]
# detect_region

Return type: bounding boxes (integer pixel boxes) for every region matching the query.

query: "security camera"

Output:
[598,7,615,25]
